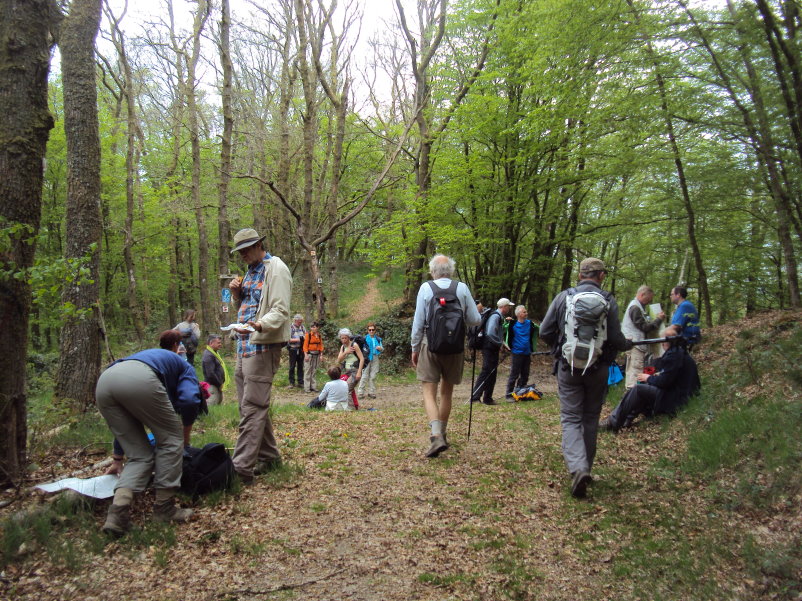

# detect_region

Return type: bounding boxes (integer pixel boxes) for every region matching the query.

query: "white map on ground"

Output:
[36,474,119,499]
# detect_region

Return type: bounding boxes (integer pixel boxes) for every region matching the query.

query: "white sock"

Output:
[430,420,442,436]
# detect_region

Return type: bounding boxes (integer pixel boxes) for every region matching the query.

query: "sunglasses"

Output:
[368,328,375,331]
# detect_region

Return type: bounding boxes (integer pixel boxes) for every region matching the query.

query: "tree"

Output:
[0,0,57,484]
[55,0,103,410]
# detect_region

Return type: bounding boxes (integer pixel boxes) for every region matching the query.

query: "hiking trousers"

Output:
[95,360,184,492]
[506,353,531,395]
[556,363,608,475]
[357,357,380,396]
[472,347,500,402]
[232,349,282,477]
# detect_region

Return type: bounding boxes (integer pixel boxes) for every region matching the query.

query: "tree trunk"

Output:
[216,0,234,322]
[187,0,212,334]
[0,0,56,485]
[55,0,103,411]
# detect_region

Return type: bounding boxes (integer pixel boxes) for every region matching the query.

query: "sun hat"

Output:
[231,228,266,254]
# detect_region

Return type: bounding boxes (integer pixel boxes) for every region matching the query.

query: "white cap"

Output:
[497,298,514,307]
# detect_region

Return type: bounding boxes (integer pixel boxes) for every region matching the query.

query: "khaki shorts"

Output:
[416,341,465,385]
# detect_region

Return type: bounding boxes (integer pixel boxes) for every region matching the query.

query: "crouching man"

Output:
[96,333,202,536]
[600,325,700,432]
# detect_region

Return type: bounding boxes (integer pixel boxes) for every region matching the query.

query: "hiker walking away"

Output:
[410,254,481,458]
[471,298,514,405]
[356,323,383,399]
[303,321,324,392]
[600,325,700,432]
[229,228,292,483]
[202,334,228,405]
[96,330,202,536]
[621,285,665,390]
[540,257,632,498]
[669,286,701,350]
[287,314,306,388]
[174,309,201,366]
[504,305,539,400]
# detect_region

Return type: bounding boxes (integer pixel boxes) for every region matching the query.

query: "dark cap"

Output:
[579,257,606,274]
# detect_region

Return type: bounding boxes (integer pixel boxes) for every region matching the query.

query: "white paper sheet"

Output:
[649,303,662,317]
[220,323,255,332]
[36,474,119,499]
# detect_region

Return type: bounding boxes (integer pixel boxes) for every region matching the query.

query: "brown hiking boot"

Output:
[102,504,131,537]
[152,500,194,523]
[425,434,448,458]
[571,470,593,498]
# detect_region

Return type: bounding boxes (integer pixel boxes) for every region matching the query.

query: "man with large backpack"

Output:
[411,254,481,458]
[540,257,632,498]
[470,298,515,405]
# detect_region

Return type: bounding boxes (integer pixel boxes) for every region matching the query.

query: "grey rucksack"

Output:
[562,288,609,374]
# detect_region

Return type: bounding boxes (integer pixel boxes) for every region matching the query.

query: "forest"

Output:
[1,0,801,483]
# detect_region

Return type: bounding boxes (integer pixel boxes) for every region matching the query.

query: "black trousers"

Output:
[288,347,304,386]
[472,347,500,402]
[608,383,659,429]
[506,353,531,395]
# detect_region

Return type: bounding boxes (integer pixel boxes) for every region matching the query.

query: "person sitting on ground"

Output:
[318,366,352,411]
[336,328,364,395]
[600,325,700,432]
[96,329,201,536]
[202,334,227,405]
[303,321,324,392]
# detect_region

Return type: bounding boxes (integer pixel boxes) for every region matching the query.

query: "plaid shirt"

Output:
[237,259,268,357]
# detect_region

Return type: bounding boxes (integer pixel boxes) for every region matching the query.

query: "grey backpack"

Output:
[562,288,609,374]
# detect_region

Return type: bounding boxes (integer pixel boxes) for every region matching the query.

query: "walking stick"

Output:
[467,348,476,441]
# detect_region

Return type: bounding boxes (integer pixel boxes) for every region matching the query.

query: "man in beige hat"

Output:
[228,228,292,482]
[470,297,514,405]
[540,257,632,498]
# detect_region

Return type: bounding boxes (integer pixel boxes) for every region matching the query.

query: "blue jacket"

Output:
[365,334,383,361]
[120,349,201,413]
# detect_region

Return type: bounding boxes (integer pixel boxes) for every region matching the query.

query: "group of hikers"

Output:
[95,230,702,536]
[412,254,701,499]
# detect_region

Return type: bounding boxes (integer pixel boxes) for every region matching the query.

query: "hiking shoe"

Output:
[254,458,283,475]
[152,500,193,523]
[425,434,448,458]
[571,470,593,498]
[102,503,131,537]
[505,394,516,403]
[236,470,254,485]
[482,399,497,406]
[599,417,614,431]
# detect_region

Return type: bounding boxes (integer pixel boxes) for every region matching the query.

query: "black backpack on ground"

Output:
[467,308,494,351]
[425,280,466,355]
[307,395,325,409]
[350,335,372,365]
[180,443,235,497]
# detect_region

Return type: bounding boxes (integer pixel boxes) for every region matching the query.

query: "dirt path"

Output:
[348,276,383,324]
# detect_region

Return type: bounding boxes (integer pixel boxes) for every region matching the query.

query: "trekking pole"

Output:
[467,349,476,441]
[631,336,682,346]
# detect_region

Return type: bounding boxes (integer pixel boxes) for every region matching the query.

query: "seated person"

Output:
[601,325,700,431]
[319,366,352,411]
